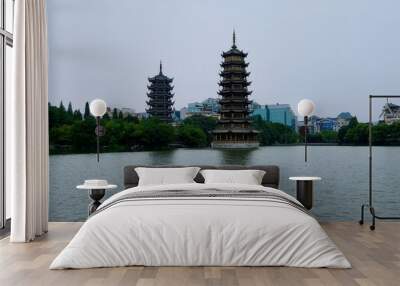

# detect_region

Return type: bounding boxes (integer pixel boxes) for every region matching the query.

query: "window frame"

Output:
[0,0,13,230]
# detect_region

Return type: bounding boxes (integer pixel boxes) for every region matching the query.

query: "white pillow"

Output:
[135,167,201,186]
[200,169,266,185]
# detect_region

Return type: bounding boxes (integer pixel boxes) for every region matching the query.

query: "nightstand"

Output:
[289,177,321,210]
[77,180,117,215]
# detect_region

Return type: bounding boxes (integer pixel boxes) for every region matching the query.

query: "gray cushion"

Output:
[124,165,280,189]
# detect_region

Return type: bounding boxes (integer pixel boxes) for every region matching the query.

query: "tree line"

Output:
[49,102,400,154]
[49,102,216,154]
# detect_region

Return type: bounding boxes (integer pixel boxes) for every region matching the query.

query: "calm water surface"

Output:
[49,146,400,222]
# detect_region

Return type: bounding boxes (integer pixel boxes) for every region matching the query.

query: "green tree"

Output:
[177,124,207,147]
[67,102,73,115]
[112,108,118,120]
[251,115,299,145]
[102,120,126,152]
[57,101,69,125]
[125,114,138,123]
[70,118,97,152]
[73,110,83,121]
[134,118,175,149]
[307,133,323,143]
[65,102,74,124]
[320,130,338,143]
[344,123,368,145]
[338,117,359,144]
[84,102,91,119]
[183,115,217,144]
[372,122,400,145]
[49,103,61,128]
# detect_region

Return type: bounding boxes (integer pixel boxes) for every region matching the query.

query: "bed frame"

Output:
[124,165,280,189]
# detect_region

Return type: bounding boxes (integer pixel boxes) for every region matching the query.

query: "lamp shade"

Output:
[89,99,107,117]
[297,99,315,117]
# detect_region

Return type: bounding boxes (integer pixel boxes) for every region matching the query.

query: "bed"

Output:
[50,165,350,269]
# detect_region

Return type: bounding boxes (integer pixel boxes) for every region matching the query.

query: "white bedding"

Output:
[50,183,351,269]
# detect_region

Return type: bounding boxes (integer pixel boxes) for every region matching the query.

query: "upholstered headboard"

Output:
[123,165,280,189]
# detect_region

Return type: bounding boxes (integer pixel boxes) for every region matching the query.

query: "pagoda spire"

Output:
[232,29,236,48]
[159,60,163,75]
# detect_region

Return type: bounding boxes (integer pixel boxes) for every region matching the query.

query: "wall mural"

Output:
[47,1,400,222]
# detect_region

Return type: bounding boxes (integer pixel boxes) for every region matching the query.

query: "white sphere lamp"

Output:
[89,99,107,162]
[89,99,107,117]
[297,99,315,117]
[297,99,316,162]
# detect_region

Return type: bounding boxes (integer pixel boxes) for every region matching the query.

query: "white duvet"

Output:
[50,183,350,269]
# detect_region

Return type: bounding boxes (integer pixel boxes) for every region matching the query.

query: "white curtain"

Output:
[8,0,49,242]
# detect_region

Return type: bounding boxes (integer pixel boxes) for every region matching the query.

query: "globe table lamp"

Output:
[89,99,107,162]
[297,99,315,162]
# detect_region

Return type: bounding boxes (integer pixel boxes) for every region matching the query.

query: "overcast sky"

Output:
[47,0,400,121]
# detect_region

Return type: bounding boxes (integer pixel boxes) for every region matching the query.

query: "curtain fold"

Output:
[9,0,49,242]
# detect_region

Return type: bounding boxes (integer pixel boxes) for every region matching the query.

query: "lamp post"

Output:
[297,99,315,162]
[89,99,107,162]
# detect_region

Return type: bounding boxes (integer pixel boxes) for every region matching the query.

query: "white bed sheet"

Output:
[50,183,350,269]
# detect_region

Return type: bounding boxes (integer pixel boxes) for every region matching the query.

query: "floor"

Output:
[0,222,399,286]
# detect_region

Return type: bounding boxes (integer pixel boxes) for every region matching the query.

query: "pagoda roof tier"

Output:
[147,110,172,114]
[219,78,250,84]
[219,93,250,98]
[147,106,173,111]
[218,119,252,123]
[146,101,174,106]
[220,62,249,68]
[148,78,173,84]
[148,74,173,82]
[220,109,250,113]
[212,128,260,134]
[219,70,250,77]
[147,109,173,113]
[147,97,174,102]
[147,92,174,98]
[147,103,175,107]
[219,99,253,106]
[221,49,248,58]
[219,98,252,104]
[147,85,174,91]
[218,89,252,95]
[219,83,251,89]
[147,110,173,114]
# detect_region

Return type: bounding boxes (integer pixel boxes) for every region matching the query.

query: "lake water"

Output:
[49,146,400,222]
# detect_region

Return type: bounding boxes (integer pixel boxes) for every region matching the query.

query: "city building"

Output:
[212,32,259,148]
[186,98,220,118]
[136,112,149,120]
[252,103,297,129]
[306,112,353,134]
[316,118,338,132]
[172,110,181,122]
[380,102,400,124]
[107,107,137,118]
[179,107,188,120]
[146,62,175,123]
[337,112,352,129]
[106,107,137,119]
[249,101,261,112]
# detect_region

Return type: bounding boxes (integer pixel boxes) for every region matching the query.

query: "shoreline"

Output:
[49,144,400,156]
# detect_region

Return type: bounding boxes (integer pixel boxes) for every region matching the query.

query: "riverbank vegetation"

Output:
[49,102,400,154]
[49,102,219,154]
